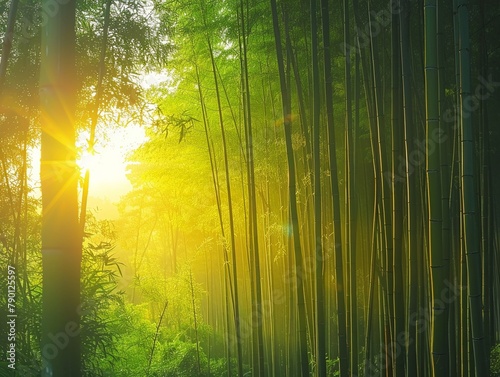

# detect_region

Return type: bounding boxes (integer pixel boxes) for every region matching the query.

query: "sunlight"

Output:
[77,143,128,183]
[28,124,147,203]
[77,150,101,174]
[76,145,128,197]
[75,125,147,201]
[76,146,127,197]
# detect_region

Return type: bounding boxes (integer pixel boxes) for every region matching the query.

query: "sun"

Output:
[76,145,128,194]
[75,145,130,200]
[77,150,101,174]
[75,125,146,200]
[27,125,146,202]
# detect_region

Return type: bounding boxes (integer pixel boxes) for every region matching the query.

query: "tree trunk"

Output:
[39,1,81,375]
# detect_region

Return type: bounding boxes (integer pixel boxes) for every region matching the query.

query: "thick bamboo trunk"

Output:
[39,1,81,375]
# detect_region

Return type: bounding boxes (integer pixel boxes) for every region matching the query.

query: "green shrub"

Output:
[81,217,124,376]
[492,344,500,377]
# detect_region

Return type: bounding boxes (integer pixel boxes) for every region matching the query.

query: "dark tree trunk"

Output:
[39,1,81,375]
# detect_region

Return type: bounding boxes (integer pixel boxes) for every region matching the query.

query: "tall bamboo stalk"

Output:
[399,0,418,374]
[310,0,326,374]
[321,0,349,374]
[147,300,168,375]
[206,34,245,376]
[457,0,487,374]
[189,270,201,376]
[270,0,310,374]
[391,2,405,375]
[39,0,81,375]
[194,58,234,375]
[237,1,266,373]
[343,0,359,373]
[425,0,448,374]
[79,0,113,235]
[436,0,453,374]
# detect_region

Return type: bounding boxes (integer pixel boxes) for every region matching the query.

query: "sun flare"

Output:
[75,125,146,200]
[77,150,102,174]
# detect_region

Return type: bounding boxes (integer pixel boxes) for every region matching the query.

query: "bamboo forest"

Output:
[1,0,500,376]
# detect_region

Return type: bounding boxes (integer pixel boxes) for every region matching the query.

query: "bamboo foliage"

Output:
[79,0,113,235]
[0,0,19,93]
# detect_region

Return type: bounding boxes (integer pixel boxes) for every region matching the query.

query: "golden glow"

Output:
[77,150,101,173]
[76,146,128,200]
[75,125,146,200]
[28,124,146,202]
